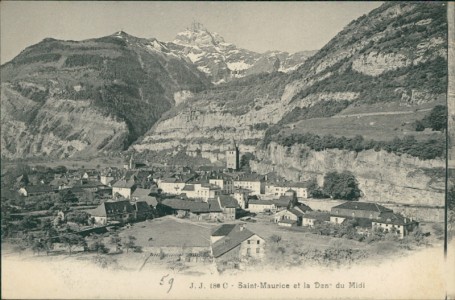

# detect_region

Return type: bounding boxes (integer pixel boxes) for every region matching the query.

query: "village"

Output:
[1,140,427,271]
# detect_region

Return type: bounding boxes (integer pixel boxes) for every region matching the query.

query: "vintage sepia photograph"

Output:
[1,1,454,299]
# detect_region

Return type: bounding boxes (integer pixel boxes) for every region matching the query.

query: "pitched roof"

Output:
[273,196,293,207]
[375,212,417,226]
[135,201,152,212]
[211,224,237,237]
[24,185,54,194]
[293,202,313,213]
[332,202,392,213]
[132,188,158,206]
[113,178,136,189]
[207,199,222,212]
[288,208,305,217]
[132,188,151,197]
[218,195,239,208]
[212,225,257,258]
[88,200,134,217]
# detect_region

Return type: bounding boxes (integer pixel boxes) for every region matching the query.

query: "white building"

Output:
[157,178,187,195]
[181,183,222,201]
[112,178,136,199]
[233,188,250,209]
[233,174,265,195]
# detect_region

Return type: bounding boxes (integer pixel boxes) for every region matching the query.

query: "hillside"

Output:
[167,22,316,83]
[1,32,210,159]
[135,2,447,160]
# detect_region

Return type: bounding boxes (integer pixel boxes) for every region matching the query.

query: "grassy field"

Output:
[289,111,443,141]
[118,217,216,248]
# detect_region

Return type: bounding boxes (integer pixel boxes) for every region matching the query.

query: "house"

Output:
[18,185,55,197]
[274,208,304,227]
[157,177,189,195]
[160,198,223,220]
[112,178,136,199]
[131,188,158,207]
[248,200,276,213]
[209,175,235,194]
[302,212,331,227]
[211,224,265,263]
[266,181,309,199]
[273,203,312,227]
[217,195,239,220]
[233,173,265,195]
[372,212,419,239]
[132,201,153,221]
[87,200,134,225]
[181,182,221,201]
[271,189,299,211]
[330,202,393,225]
[233,188,250,209]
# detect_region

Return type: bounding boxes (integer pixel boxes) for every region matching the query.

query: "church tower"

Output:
[226,139,240,170]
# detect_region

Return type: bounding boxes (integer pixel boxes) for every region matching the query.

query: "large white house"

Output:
[112,178,136,199]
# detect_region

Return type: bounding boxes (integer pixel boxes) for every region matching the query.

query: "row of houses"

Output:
[271,200,418,239]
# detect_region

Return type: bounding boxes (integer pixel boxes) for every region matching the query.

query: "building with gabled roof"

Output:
[302,211,331,227]
[372,211,419,239]
[211,224,265,262]
[132,188,158,207]
[87,200,134,225]
[112,178,136,199]
[330,201,392,224]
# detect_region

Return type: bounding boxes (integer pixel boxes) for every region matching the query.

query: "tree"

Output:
[323,171,361,200]
[58,189,78,204]
[123,235,136,253]
[60,233,86,255]
[240,153,255,170]
[422,105,447,131]
[307,178,326,198]
[18,216,40,232]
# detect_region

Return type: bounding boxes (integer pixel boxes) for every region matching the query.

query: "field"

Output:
[118,217,216,248]
[286,99,446,142]
[289,110,442,141]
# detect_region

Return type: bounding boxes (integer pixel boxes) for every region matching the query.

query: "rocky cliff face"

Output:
[251,143,445,207]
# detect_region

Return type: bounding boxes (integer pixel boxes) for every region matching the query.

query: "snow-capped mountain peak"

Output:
[167,22,315,83]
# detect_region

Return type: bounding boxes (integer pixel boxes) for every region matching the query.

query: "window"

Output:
[247,240,251,244]
[256,248,260,254]
[247,248,251,255]
[257,240,260,245]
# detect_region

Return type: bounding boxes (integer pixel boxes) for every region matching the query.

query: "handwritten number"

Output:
[160,274,174,293]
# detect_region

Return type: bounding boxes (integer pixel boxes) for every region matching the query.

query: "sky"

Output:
[0,1,382,64]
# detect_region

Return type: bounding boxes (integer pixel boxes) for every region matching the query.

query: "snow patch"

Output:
[187,51,205,63]
[197,66,211,74]
[227,61,252,71]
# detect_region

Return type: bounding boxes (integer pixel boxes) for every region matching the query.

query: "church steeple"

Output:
[226,139,240,170]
